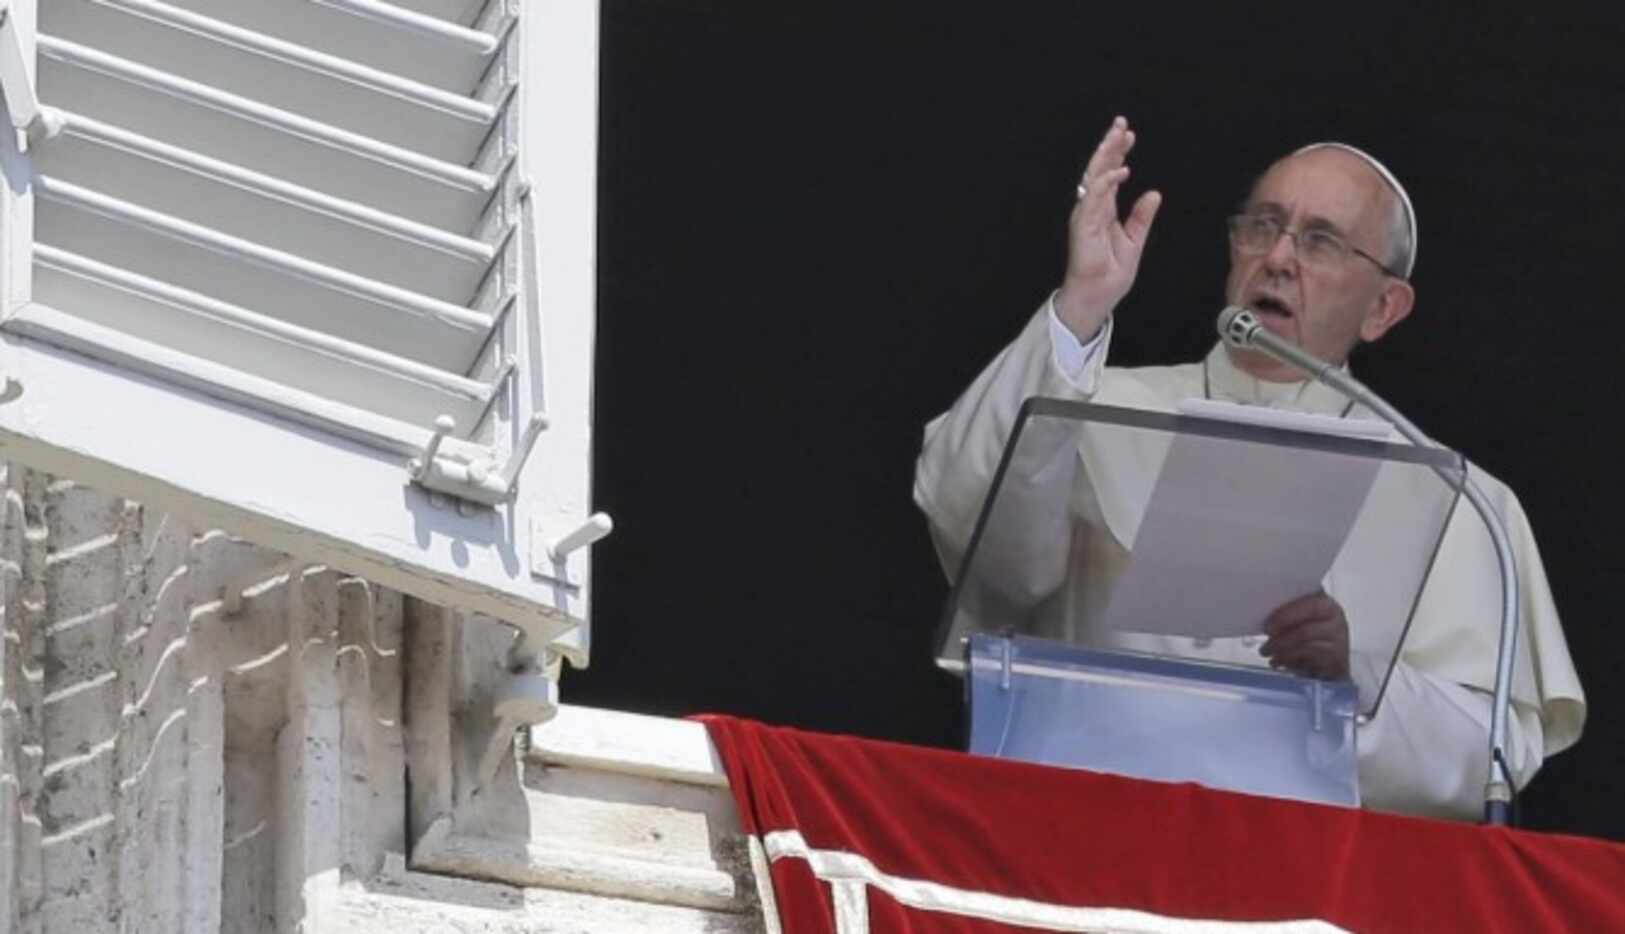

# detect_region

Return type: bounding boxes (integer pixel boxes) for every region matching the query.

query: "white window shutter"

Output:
[0,0,601,666]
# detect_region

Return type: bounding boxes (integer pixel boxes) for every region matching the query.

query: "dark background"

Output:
[573,2,1625,840]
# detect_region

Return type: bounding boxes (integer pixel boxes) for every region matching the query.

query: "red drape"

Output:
[702,715,1625,933]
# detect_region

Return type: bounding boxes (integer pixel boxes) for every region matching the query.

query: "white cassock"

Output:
[914,299,1586,820]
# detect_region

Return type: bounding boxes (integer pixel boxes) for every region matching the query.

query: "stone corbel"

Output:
[401,603,768,929]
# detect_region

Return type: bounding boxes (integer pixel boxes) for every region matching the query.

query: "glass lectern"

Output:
[936,398,1466,806]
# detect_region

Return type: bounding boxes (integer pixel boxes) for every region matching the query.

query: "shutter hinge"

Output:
[408,411,546,507]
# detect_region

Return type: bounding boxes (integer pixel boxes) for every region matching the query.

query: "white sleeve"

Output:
[1047,302,1110,389]
[913,295,1112,575]
[1356,659,1545,820]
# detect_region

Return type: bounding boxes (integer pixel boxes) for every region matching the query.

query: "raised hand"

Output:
[1053,116,1163,341]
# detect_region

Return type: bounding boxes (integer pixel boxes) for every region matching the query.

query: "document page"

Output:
[1100,401,1386,639]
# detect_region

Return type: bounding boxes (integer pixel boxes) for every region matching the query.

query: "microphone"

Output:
[1214,303,1524,827]
[1217,306,1342,388]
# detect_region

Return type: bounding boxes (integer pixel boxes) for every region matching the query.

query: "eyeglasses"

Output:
[1226,213,1404,279]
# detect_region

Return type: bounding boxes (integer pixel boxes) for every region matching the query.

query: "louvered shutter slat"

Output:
[158,0,499,92]
[32,246,492,430]
[33,0,513,436]
[387,0,489,28]
[7,304,449,454]
[36,117,494,302]
[35,176,494,370]
[46,112,494,266]
[45,0,499,164]
[38,37,496,231]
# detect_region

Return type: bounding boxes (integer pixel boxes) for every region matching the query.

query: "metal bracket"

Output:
[998,636,1013,691]
[0,3,64,146]
[1310,679,1326,734]
[530,512,612,590]
[407,411,547,507]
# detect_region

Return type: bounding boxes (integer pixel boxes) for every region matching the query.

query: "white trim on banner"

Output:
[748,835,785,934]
[760,829,1350,934]
[830,878,869,934]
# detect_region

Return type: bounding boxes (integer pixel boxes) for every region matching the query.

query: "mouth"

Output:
[1248,294,1295,320]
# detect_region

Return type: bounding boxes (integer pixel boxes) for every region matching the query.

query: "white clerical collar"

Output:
[1201,343,1356,417]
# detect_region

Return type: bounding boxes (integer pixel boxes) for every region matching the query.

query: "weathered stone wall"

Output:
[0,467,768,933]
[0,463,404,932]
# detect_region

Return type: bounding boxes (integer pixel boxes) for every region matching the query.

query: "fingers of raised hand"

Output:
[1082,116,1133,183]
[1076,166,1132,221]
[1122,189,1162,244]
[1077,118,1135,199]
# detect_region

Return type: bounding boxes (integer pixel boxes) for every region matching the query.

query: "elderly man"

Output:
[914,117,1585,819]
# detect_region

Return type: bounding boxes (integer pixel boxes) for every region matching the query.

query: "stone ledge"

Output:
[411,816,744,912]
[527,704,728,787]
[324,852,762,934]
[407,703,765,929]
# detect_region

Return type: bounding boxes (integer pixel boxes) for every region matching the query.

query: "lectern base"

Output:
[966,633,1359,807]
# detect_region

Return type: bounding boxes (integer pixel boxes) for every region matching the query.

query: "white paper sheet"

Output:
[1100,400,1385,639]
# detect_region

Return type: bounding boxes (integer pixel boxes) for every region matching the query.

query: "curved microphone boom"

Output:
[1216,306,1523,826]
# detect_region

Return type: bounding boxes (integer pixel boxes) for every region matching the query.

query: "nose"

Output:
[1262,229,1298,274]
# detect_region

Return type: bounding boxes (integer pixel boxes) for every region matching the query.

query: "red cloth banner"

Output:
[701,715,1625,933]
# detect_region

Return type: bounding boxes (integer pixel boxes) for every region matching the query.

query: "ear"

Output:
[1359,278,1415,343]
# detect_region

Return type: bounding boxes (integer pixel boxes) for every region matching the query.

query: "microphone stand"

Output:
[1219,308,1519,825]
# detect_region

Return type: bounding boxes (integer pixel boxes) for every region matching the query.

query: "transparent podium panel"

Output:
[937,398,1466,802]
[967,633,1359,805]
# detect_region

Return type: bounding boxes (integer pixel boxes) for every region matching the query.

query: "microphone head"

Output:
[1217,305,1261,348]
